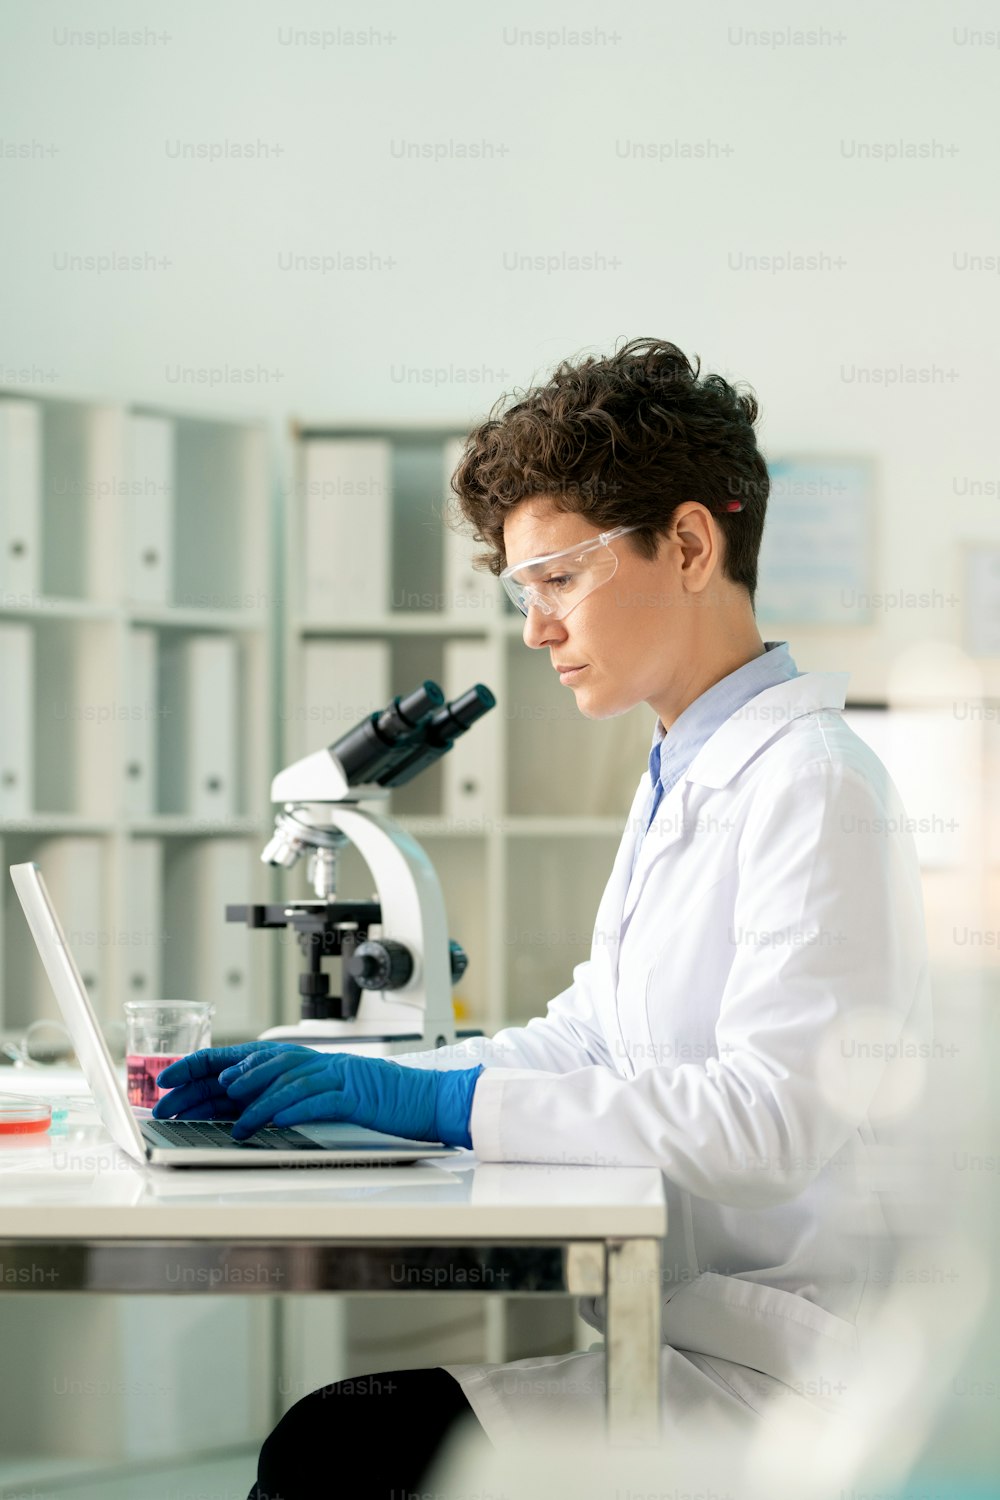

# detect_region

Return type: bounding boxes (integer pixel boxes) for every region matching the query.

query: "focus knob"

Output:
[449,940,468,985]
[347,939,413,991]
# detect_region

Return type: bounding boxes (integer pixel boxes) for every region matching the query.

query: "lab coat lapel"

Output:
[620,780,690,930]
[591,778,648,998]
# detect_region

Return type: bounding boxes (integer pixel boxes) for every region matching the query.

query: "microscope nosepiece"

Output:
[261,829,306,869]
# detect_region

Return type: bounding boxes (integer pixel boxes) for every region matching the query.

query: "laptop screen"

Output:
[9,862,147,1162]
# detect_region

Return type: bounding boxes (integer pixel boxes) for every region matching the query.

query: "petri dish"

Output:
[0,1095,53,1134]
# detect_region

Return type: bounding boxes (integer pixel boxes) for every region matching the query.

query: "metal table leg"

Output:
[566,1237,662,1446]
[606,1237,662,1445]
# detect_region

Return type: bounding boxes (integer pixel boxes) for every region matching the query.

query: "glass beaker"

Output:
[124,1000,214,1108]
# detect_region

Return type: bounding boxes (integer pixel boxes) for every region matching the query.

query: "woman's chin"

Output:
[574,682,637,721]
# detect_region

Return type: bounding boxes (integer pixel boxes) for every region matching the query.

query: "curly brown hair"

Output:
[448,336,769,609]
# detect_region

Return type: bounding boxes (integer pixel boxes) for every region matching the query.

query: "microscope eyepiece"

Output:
[326,679,495,790]
[425,684,496,746]
[376,684,497,788]
[330,680,444,786]
[374,681,444,740]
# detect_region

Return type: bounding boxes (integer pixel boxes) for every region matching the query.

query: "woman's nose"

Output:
[522,602,567,649]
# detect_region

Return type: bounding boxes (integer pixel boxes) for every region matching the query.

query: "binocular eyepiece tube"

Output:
[330,680,496,790]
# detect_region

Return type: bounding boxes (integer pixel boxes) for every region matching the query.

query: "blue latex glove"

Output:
[152,1043,315,1122]
[217,1049,483,1147]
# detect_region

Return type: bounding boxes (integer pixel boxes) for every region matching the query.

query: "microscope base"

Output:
[256,1021,484,1058]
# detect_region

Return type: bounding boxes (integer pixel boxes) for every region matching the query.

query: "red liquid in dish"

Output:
[127,1053,183,1108]
[0,1116,50,1134]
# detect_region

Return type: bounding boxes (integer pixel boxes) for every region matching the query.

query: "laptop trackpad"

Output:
[296,1122,446,1151]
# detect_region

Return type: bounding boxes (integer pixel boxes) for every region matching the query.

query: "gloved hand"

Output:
[217,1049,483,1147]
[152,1043,315,1122]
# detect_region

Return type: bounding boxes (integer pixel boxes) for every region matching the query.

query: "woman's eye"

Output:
[543,574,573,591]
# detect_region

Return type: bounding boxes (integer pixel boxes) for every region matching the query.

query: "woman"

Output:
[156,338,931,1498]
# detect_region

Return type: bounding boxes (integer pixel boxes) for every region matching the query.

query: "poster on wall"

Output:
[755,456,876,626]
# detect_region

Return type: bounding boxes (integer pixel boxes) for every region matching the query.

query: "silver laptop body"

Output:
[9,862,463,1168]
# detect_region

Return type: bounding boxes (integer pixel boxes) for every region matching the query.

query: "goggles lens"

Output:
[500,502,744,620]
[500,526,641,619]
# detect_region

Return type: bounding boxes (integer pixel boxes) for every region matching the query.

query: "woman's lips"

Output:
[558,665,587,683]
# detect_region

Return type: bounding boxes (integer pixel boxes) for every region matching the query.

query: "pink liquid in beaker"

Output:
[127,1053,183,1109]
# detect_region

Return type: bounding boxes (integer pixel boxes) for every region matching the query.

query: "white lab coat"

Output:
[399,669,932,1446]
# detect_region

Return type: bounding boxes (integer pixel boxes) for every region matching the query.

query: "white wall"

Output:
[3,0,999,698]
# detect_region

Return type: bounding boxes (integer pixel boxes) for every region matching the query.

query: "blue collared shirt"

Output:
[631,641,801,874]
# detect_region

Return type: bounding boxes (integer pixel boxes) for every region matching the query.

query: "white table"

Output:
[0,1074,667,1446]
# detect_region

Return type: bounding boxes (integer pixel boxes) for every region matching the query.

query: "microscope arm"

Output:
[270,749,363,805]
[268,800,457,1050]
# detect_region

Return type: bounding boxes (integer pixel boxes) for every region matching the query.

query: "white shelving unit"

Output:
[0,390,278,1047]
[277,422,658,1384]
[0,390,278,1484]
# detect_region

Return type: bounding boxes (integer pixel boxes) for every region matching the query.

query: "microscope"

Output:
[226,680,495,1056]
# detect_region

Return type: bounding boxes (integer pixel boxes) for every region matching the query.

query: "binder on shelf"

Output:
[31,618,116,818]
[83,405,128,602]
[123,838,164,1000]
[299,639,392,759]
[0,398,41,599]
[302,438,390,620]
[442,640,498,824]
[0,622,34,817]
[36,402,124,602]
[442,435,495,617]
[163,839,256,1033]
[160,635,239,819]
[125,413,174,604]
[125,628,158,817]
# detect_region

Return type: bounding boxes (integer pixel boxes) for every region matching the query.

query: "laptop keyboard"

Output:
[145,1119,323,1150]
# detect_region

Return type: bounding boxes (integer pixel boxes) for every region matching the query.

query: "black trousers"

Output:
[246,1366,491,1500]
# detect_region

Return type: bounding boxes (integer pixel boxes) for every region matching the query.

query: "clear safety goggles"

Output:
[499,524,643,620]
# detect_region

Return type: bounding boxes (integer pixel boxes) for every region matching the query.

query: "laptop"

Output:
[9,862,465,1169]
